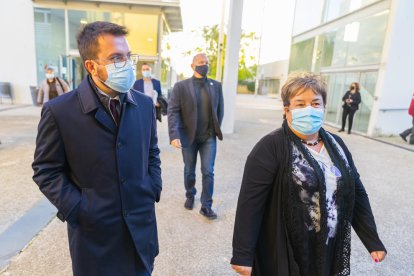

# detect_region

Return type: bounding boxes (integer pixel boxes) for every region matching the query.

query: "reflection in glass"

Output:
[289,38,315,72]
[323,71,377,132]
[323,0,380,23]
[34,8,66,85]
[315,11,388,69]
[68,10,113,50]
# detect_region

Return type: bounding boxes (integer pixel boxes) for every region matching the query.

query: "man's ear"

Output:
[84,60,95,75]
[190,64,195,71]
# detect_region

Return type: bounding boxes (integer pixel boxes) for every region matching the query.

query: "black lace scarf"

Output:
[282,121,356,276]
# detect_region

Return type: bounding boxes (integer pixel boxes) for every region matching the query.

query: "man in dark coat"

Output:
[32,21,161,276]
[133,63,167,122]
[167,53,224,220]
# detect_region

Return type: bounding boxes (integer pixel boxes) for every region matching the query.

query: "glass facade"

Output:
[34,8,66,84]
[289,0,389,133]
[289,38,315,72]
[292,0,325,35]
[322,0,381,22]
[34,7,161,89]
[323,71,377,132]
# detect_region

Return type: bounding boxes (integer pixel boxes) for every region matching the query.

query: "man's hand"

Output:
[171,139,182,149]
[155,102,160,107]
[370,251,386,263]
[231,265,252,276]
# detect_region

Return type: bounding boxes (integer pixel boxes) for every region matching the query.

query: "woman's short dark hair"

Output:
[281,71,327,107]
[76,21,128,62]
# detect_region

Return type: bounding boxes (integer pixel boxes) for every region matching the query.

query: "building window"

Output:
[34,8,66,85]
[68,10,113,50]
[323,71,378,132]
[316,10,389,69]
[289,38,315,72]
[323,0,381,23]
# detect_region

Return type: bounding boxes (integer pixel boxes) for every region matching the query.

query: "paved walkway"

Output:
[0,96,413,275]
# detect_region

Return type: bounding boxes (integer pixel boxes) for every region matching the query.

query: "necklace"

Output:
[301,137,322,146]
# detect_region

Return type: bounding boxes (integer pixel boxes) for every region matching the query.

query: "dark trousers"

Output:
[341,106,357,133]
[181,137,217,208]
[401,116,414,144]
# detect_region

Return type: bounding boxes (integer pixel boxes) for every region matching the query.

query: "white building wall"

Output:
[0,0,37,104]
[369,0,414,135]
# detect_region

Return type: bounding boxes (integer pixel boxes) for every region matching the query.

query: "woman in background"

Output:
[339,82,361,134]
[37,67,70,105]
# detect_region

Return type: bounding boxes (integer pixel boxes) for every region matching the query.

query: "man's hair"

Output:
[192,53,208,64]
[76,21,128,62]
[281,71,327,107]
[142,62,151,68]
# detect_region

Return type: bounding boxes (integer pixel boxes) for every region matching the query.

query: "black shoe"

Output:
[199,207,217,220]
[338,129,344,132]
[400,133,407,142]
[184,197,194,210]
[347,131,351,135]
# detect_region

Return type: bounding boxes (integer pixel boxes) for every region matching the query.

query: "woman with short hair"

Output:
[231,72,386,276]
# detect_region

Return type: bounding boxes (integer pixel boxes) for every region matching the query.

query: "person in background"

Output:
[37,67,69,105]
[399,92,414,145]
[133,63,167,122]
[338,82,361,134]
[133,63,161,106]
[32,21,161,276]
[231,72,386,276]
[168,53,224,220]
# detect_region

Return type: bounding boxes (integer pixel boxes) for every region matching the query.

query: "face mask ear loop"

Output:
[92,61,108,86]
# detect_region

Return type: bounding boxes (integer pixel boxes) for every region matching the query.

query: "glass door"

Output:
[67,55,87,89]
[322,70,378,133]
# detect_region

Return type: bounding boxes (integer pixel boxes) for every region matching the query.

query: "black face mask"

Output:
[195,65,209,77]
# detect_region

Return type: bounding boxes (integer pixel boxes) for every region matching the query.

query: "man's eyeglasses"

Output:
[95,54,139,68]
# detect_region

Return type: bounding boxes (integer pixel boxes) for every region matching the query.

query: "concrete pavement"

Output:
[0,95,413,275]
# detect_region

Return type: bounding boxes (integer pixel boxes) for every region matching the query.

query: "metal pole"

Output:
[221,0,244,134]
[216,0,226,82]
[255,0,266,96]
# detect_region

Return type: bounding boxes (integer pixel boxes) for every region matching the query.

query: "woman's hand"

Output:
[370,251,386,263]
[231,264,252,275]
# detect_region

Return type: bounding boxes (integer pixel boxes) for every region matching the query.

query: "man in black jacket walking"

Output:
[168,53,224,219]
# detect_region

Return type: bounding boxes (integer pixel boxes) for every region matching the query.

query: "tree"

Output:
[185,25,258,83]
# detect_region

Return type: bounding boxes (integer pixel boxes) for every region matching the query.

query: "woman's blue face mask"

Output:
[290,106,324,135]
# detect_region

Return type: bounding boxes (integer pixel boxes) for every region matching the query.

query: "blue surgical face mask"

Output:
[101,61,136,93]
[290,106,324,135]
[142,71,151,78]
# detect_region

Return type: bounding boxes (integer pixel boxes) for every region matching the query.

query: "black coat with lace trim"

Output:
[231,124,386,276]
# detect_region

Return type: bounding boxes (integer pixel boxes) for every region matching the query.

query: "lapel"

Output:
[206,78,215,107]
[188,78,197,109]
[95,108,117,134]
[118,90,138,132]
[78,77,137,135]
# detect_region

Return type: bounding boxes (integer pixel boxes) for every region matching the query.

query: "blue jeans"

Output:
[181,137,217,208]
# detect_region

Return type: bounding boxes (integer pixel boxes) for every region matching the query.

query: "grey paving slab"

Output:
[0,106,43,234]
[1,95,413,276]
[0,198,56,271]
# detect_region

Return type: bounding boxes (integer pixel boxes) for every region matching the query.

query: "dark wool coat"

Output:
[342,91,362,111]
[133,78,162,101]
[167,77,224,147]
[231,126,386,275]
[32,77,162,276]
